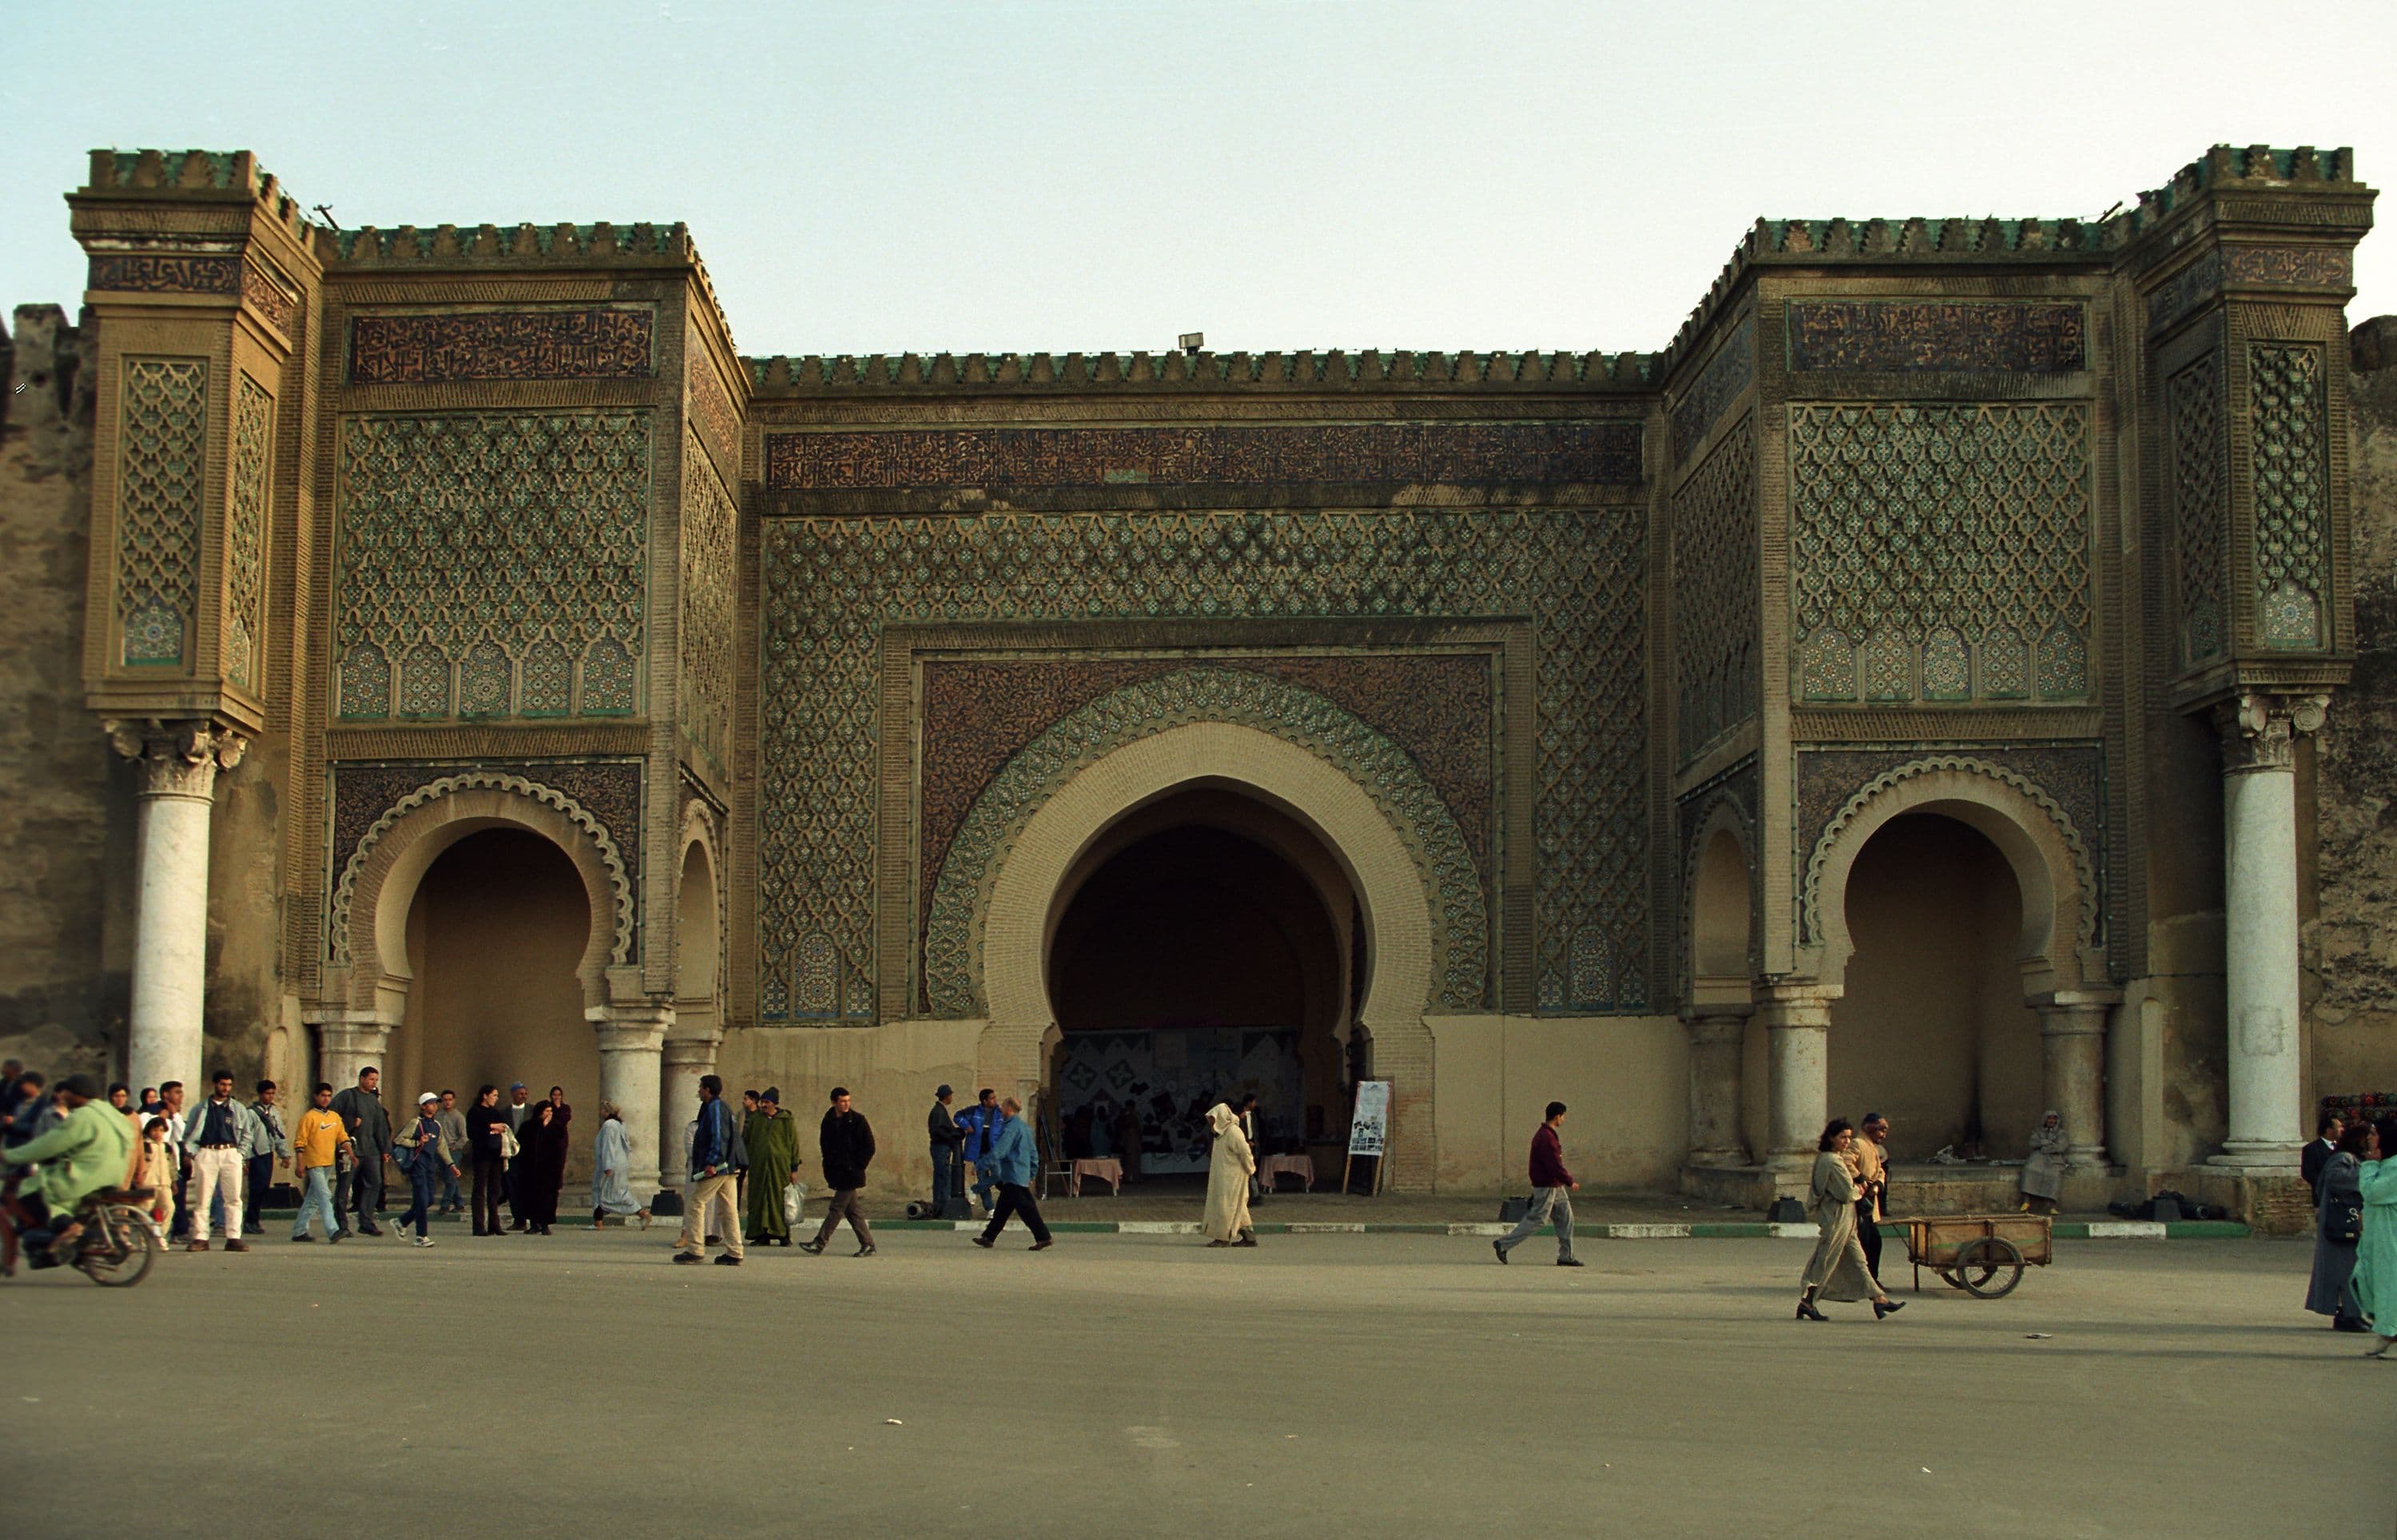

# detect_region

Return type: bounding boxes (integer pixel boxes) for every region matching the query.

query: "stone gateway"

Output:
[1,143,2388,1226]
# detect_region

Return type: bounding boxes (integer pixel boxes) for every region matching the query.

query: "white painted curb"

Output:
[2081,1220,2167,1239]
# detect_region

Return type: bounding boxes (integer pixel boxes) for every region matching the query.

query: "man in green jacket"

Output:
[1,1075,134,1260]
[742,1087,801,1246]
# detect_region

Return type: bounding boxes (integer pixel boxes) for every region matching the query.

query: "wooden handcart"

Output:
[1904,1213,2052,1298]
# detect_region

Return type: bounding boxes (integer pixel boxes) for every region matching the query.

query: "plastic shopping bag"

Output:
[783,1180,807,1228]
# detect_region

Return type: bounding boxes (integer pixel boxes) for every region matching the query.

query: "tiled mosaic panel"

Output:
[1671,417,1757,756]
[333,412,650,721]
[2248,344,2330,650]
[758,509,1648,1022]
[347,308,654,385]
[225,372,273,692]
[1790,403,2091,705]
[2168,352,2228,665]
[924,668,1489,1014]
[1671,318,1754,463]
[765,420,1642,491]
[917,653,1497,963]
[116,359,209,668]
[679,441,737,781]
[1787,302,2085,373]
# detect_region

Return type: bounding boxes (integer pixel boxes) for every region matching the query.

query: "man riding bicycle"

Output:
[1,1075,137,1268]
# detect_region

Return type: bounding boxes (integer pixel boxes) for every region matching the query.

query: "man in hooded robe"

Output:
[1202,1102,1256,1248]
[743,1087,801,1246]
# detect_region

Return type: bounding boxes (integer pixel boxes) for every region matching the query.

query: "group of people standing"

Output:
[2301,1109,2397,1357]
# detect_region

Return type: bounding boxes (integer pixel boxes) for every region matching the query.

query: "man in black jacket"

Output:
[2303,1110,2345,1202]
[330,1067,392,1237]
[927,1085,965,1219]
[799,1087,877,1256]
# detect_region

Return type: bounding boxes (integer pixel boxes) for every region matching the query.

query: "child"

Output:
[136,1116,177,1240]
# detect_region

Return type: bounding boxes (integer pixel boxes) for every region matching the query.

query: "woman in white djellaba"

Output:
[1795,1118,1902,1321]
[590,1101,649,1229]
[2019,1110,2069,1215]
[1202,1102,1257,1248]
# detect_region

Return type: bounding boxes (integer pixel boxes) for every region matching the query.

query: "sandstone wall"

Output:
[2307,315,2397,1106]
[0,305,129,1080]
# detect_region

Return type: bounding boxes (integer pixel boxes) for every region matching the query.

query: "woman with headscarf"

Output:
[2307,1119,2372,1331]
[2019,1110,2069,1215]
[2350,1116,2397,1359]
[591,1102,648,1230]
[518,1098,570,1234]
[1796,1118,1902,1321]
[1202,1102,1256,1248]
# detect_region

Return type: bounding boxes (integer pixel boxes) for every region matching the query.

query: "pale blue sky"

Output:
[5,1,2391,356]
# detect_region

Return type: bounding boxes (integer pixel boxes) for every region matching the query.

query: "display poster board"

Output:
[1346,1080,1392,1157]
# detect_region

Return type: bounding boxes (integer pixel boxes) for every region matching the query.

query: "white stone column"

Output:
[2212,692,2326,1169]
[658,1033,721,1195]
[1759,987,1837,1176]
[1683,1010,1749,1164]
[2036,995,2112,1169]
[308,1011,396,1094]
[594,1003,672,1197]
[109,720,244,1099]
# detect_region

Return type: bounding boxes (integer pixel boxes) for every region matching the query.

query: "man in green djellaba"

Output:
[743,1087,802,1247]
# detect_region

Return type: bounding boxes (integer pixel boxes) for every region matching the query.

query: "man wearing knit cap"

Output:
[741,1086,800,1247]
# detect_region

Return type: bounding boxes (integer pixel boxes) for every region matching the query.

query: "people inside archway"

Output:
[1202,1102,1256,1248]
[591,1101,650,1231]
[958,1087,1000,1217]
[674,1074,745,1266]
[801,1086,877,1257]
[1493,1101,1580,1267]
[1847,1112,1891,1285]
[2304,1111,2345,1204]
[2308,1118,2372,1332]
[1796,1119,1902,1322]
[183,1070,267,1253]
[743,1088,800,1246]
[466,1086,508,1236]
[244,1080,290,1237]
[2345,1117,2397,1359]
[1115,1100,1143,1185]
[516,1094,571,1235]
[394,1092,458,1248]
[503,1082,534,1230]
[0,1075,133,1267]
[433,1090,467,1217]
[927,1085,965,1219]
[331,1067,391,1238]
[2019,1110,2069,1215]
[972,1095,1052,1252]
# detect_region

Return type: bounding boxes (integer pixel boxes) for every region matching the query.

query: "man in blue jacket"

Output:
[954,1087,1000,1217]
[674,1074,745,1266]
[971,1096,1052,1252]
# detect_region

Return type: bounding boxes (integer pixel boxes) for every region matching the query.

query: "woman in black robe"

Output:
[519,1098,571,1233]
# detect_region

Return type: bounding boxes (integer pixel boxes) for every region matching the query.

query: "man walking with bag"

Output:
[1492,1101,1582,1267]
[243,1079,291,1237]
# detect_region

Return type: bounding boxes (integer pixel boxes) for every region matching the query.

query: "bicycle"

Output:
[0,1172,159,1287]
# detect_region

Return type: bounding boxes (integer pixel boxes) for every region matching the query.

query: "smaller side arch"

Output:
[336,779,626,1017]
[1803,756,2101,996]
[1680,788,1758,1005]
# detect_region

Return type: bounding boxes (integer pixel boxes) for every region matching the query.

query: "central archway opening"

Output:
[1043,787,1361,1189]
[1831,812,2041,1162]
[396,827,599,1189]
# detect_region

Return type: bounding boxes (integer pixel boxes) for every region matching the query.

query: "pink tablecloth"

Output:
[1070,1158,1123,1197]
[1260,1154,1315,1191]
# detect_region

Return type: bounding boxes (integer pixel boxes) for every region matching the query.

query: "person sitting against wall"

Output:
[2018,1110,2069,1216]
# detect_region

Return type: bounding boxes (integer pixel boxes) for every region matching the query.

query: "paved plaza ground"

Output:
[1,1228,2387,1537]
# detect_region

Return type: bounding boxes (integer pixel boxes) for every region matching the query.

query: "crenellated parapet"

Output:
[744,347,1656,395]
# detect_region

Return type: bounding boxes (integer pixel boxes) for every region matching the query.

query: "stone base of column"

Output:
[2208,1141,2304,1171]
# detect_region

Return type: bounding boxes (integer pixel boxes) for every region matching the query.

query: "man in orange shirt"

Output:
[288,1083,351,1244]
[1847,1112,1891,1285]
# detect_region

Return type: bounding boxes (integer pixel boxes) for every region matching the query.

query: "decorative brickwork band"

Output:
[88,253,240,295]
[765,420,1643,491]
[348,308,654,385]
[1787,301,2085,373]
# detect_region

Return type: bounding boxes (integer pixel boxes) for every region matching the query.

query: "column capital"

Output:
[660,1034,722,1070]
[2215,691,2330,775]
[1681,1010,1751,1046]
[1754,984,1839,1030]
[105,717,247,800]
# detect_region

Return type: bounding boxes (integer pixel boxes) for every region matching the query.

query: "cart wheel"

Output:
[1934,1268,1964,1291]
[1953,1236,2024,1299]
